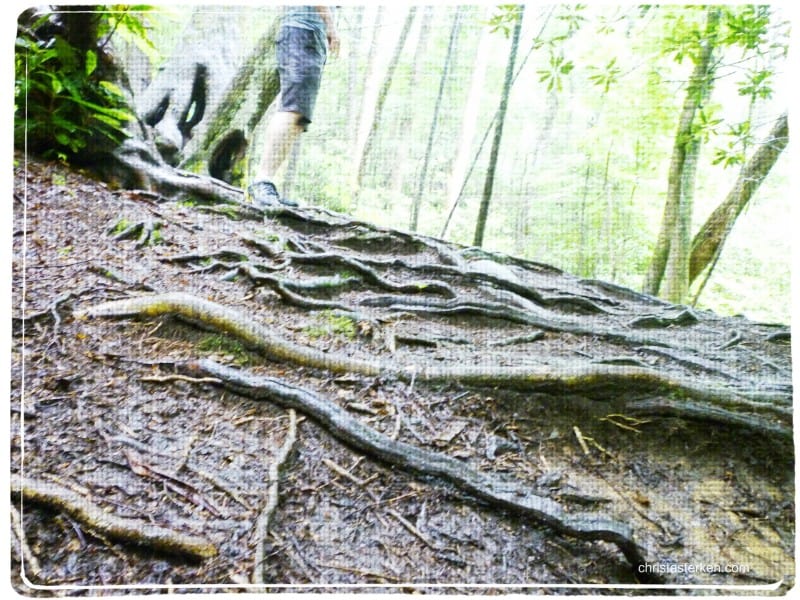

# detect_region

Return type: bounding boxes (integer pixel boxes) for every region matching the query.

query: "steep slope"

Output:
[11,156,794,593]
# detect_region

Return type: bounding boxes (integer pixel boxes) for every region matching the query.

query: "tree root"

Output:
[199,234,685,350]
[107,219,163,248]
[12,291,82,336]
[355,255,617,314]
[111,138,245,205]
[78,292,792,436]
[239,265,356,312]
[628,308,699,329]
[487,331,546,347]
[11,475,217,560]
[11,504,42,579]
[252,410,298,584]
[625,398,792,439]
[175,358,649,569]
[285,252,458,299]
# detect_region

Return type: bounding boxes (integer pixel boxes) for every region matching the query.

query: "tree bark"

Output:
[642,8,720,301]
[473,5,524,248]
[135,10,280,183]
[181,19,282,185]
[688,112,789,284]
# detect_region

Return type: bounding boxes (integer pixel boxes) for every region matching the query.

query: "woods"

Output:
[12,2,794,592]
[14,4,791,316]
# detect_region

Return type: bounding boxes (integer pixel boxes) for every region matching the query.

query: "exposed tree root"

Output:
[280,251,458,299]
[107,218,163,248]
[11,475,217,560]
[11,505,42,580]
[367,256,618,314]
[487,331,546,347]
[12,291,83,336]
[628,308,699,329]
[174,358,649,570]
[78,292,792,436]
[111,138,245,205]
[625,398,792,439]
[239,265,355,312]
[171,236,696,350]
[252,410,298,585]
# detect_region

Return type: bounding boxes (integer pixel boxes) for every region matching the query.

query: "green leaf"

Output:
[85,50,97,76]
[98,80,124,96]
[92,113,122,128]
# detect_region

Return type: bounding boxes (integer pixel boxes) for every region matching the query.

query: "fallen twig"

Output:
[140,374,222,385]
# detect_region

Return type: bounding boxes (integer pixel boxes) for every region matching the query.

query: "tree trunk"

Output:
[473,5,524,248]
[410,8,463,232]
[390,6,433,197]
[351,6,385,160]
[688,111,789,286]
[134,10,280,184]
[345,7,364,140]
[514,88,558,255]
[354,7,416,196]
[443,8,492,235]
[577,159,593,276]
[61,7,101,71]
[642,8,720,301]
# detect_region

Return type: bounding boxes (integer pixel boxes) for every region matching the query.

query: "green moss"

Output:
[109,218,133,236]
[197,334,250,364]
[303,310,357,339]
[210,204,242,220]
[149,224,163,245]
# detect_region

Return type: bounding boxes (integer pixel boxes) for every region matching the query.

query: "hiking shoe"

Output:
[247,180,299,208]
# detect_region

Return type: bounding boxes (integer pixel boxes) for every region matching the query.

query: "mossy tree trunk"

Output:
[688,112,789,290]
[642,8,720,302]
[127,9,282,187]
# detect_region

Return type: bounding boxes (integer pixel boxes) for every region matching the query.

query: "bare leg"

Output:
[255,110,305,182]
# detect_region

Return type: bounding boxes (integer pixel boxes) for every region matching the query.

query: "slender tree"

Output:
[689,111,788,301]
[391,5,433,196]
[443,7,492,233]
[514,88,558,255]
[351,6,384,160]
[643,7,721,302]
[473,4,524,247]
[345,7,364,139]
[354,6,417,196]
[410,8,463,231]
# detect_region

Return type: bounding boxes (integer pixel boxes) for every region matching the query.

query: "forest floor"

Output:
[10,155,795,595]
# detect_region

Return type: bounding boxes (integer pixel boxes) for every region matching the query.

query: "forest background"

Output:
[10,2,796,325]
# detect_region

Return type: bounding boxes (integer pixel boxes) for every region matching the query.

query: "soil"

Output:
[10,155,795,595]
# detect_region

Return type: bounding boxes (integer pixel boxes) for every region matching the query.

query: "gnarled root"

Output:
[11,475,217,560]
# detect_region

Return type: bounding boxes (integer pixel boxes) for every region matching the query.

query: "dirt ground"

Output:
[10,155,795,595]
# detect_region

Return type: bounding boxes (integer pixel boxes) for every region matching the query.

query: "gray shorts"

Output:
[276,25,326,128]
